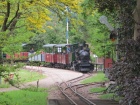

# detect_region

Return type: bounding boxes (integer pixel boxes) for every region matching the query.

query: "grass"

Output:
[90,87,107,93]
[81,71,108,84]
[0,87,48,105]
[99,93,114,99]
[89,87,117,100]
[0,67,48,105]
[90,87,122,101]
[0,84,9,88]
[0,69,46,88]
[15,69,46,83]
[99,93,121,101]
[81,71,121,101]
[90,87,121,101]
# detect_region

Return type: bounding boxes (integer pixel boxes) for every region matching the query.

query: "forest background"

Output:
[0,0,115,59]
[0,0,140,105]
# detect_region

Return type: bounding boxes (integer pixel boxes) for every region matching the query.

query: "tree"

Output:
[0,0,81,38]
[80,1,116,59]
[0,0,82,40]
[85,0,139,105]
[29,11,84,50]
[133,0,140,40]
[0,0,82,60]
[0,0,82,84]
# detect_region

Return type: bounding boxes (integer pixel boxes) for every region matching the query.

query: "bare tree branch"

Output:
[7,3,20,30]
[1,2,10,31]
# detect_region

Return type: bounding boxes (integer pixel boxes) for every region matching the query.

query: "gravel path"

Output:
[0,66,83,92]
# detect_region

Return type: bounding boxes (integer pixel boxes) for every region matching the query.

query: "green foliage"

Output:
[0,0,82,56]
[0,64,18,75]
[0,63,23,86]
[94,0,135,40]
[0,31,9,48]
[81,1,139,104]
[30,12,84,47]
[108,38,140,105]
[30,21,66,47]
[81,0,95,18]
[2,27,35,53]
[0,87,48,105]
[80,2,116,57]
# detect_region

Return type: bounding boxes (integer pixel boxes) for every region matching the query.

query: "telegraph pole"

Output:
[66,6,69,44]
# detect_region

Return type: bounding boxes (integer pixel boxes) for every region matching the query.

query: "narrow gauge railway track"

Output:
[25,67,119,105]
[69,82,104,100]
[57,73,96,105]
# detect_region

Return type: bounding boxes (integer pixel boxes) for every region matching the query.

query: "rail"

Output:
[57,74,97,105]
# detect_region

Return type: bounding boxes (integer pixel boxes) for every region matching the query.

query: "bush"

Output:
[108,38,140,105]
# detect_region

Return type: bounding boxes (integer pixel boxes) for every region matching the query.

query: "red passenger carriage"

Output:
[5,43,36,62]
[6,52,29,61]
[43,44,57,67]
[54,44,73,68]
[43,44,76,69]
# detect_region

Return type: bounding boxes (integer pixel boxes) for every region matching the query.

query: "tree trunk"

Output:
[1,2,10,32]
[133,0,140,40]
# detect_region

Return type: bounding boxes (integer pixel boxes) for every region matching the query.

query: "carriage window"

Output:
[58,47,61,53]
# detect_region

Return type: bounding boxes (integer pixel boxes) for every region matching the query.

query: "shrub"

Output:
[108,38,140,105]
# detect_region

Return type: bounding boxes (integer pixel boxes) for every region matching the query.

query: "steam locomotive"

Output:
[73,43,94,72]
[5,42,94,72]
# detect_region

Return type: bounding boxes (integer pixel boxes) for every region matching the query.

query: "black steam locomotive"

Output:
[72,43,94,72]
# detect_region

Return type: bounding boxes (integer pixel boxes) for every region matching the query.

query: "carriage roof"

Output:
[54,44,71,47]
[43,44,56,47]
[43,43,78,48]
[22,43,36,46]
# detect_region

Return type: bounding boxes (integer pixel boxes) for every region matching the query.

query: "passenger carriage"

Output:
[42,43,79,69]
[27,43,45,63]
[6,52,29,62]
[5,43,35,62]
[54,44,73,69]
[28,52,45,62]
[43,44,57,67]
